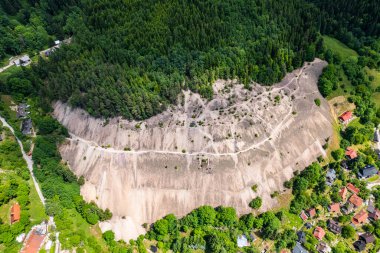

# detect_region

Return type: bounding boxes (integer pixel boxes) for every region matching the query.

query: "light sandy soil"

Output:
[54,59,333,241]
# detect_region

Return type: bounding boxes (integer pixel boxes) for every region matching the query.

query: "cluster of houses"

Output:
[295,180,379,252]
[17,103,32,135]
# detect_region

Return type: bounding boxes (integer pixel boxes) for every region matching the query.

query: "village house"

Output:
[328,203,340,214]
[300,210,308,221]
[237,235,249,248]
[15,55,31,67]
[313,226,325,240]
[345,148,357,160]
[348,194,363,208]
[327,219,342,234]
[307,208,316,218]
[352,210,368,225]
[354,233,375,252]
[10,203,21,224]
[342,203,355,214]
[339,111,353,124]
[292,242,308,253]
[297,231,306,244]
[21,118,32,135]
[339,187,348,201]
[368,208,380,221]
[346,183,360,195]
[316,241,331,253]
[325,169,336,186]
[17,103,29,118]
[358,165,378,179]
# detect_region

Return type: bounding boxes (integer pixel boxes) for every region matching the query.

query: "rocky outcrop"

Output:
[54,59,333,241]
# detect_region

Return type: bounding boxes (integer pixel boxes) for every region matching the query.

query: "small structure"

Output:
[352,210,368,225]
[16,233,25,243]
[313,226,325,240]
[346,183,360,195]
[326,169,336,186]
[316,241,331,253]
[300,211,308,221]
[358,165,378,179]
[340,160,348,170]
[10,203,21,224]
[342,203,354,214]
[21,118,32,135]
[327,220,341,234]
[374,130,379,143]
[297,231,306,244]
[339,111,353,124]
[54,40,61,46]
[348,194,363,208]
[339,187,348,201]
[328,203,340,214]
[353,240,366,252]
[305,222,312,229]
[292,242,308,253]
[237,235,249,248]
[307,208,316,218]
[345,148,357,160]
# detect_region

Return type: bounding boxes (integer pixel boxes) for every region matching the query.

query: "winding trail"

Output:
[0,115,60,253]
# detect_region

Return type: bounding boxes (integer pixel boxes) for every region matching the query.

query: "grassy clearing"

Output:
[28,178,46,225]
[323,36,358,59]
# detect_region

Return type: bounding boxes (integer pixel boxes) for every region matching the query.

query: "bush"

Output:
[249,197,262,209]
[314,98,321,106]
[341,225,356,238]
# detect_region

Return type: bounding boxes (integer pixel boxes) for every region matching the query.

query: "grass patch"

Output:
[28,178,46,225]
[323,36,358,59]
[367,175,380,183]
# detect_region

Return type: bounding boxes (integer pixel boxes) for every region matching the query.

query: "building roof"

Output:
[21,118,32,135]
[300,211,308,221]
[316,241,331,253]
[292,242,308,253]
[313,226,325,240]
[329,203,340,213]
[11,203,21,224]
[21,228,46,253]
[345,148,358,159]
[359,165,378,178]
[349,194,363,207]
[352,210,368,225]
[346,183,360,194]
[353,240,366,251]
[339,111,352,122]
[20,55,30,62]
[307,208,316,218]
[359,233,375,244]
[297,231,306,243]
[237,235,249,248]
[339,187,348,201]
[327,219,342,234]
[368,209,380,221]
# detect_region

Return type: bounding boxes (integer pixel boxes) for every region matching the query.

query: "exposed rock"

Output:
[54,59,333,241]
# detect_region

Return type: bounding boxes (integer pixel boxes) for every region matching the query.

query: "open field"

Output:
[323,36,358,59]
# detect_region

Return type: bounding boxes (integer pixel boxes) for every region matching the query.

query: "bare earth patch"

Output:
[53,59,333,241]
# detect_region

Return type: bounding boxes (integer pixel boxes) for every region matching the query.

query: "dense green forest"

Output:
[28,0,322,119]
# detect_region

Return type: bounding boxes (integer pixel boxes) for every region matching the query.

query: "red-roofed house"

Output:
[307,208,316,218]
[339,187,348,201]
[349,194,363,208]
[313,226,326,240]
[347,183,360,195]
[352,210,368,225]
[339,111,353,124]
[300,210,308,221]
[329,203,341,213]
[10,203,21,224]
[345,148,358,160]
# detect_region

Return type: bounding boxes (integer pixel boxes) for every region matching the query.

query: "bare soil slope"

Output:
[54,59,333,240]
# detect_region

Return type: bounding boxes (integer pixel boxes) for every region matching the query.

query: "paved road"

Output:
[0,115,60,252]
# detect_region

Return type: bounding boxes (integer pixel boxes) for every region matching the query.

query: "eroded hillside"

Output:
[54,59,333,241]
